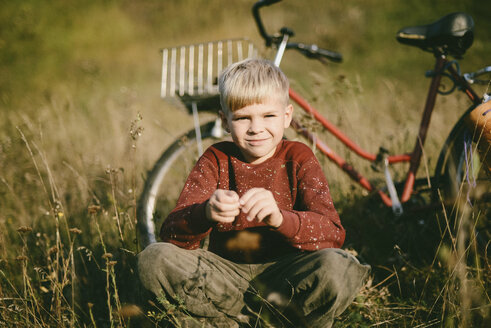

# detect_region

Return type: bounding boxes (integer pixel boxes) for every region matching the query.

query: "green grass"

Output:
[1,0,490,326]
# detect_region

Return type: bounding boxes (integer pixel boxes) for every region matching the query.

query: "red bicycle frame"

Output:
[288,55,481,207]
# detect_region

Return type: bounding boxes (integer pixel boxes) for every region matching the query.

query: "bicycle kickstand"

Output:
[383,154,403,216]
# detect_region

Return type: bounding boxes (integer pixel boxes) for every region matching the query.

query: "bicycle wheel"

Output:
[137,119,229,248]
[434,105,490,253]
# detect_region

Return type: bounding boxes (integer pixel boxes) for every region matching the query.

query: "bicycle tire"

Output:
[137,119,229,248]
[433,104,490,253]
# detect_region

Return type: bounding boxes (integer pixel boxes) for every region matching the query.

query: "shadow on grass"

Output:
[336,191,489,327]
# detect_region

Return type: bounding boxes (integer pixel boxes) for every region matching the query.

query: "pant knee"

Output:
[311,249,369,290]
[137,242,184,294]
[137,242,247,318]
[286,249,369,315]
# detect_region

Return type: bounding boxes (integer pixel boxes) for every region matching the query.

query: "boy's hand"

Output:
[206,189,241,223]
[240,188,283,228]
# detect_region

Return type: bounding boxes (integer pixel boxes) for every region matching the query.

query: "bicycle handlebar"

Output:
[464,65,491,85]
[288,42,343,63]
[252,0,280,47]
[252,0,343,63]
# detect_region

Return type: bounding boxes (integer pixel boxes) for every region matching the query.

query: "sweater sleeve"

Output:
[275,152,345,250]
[159,151,218,249]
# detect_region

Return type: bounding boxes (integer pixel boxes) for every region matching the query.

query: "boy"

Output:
[138,58,369,327]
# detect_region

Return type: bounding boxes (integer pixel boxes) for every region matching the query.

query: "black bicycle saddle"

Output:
[396,12,474,58]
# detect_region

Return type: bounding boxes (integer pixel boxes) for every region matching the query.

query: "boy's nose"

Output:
[248,119,264,133]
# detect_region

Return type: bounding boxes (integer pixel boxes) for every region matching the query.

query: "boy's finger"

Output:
[214,214,236,223]
[246,198,270,221]
[216,199,240,210]
[212,201,240,213]
[218,190,239,203]
[239,188,262,207]
[243,196,269,221]
[254,207,271,222]
[241,189,270,212]
[218,208,240,218]
[224,190,239,199]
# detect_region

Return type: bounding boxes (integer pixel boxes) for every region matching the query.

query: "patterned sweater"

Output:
[160,140,345,263]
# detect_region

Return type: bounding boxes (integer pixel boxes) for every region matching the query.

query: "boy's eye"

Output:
[265,114,276,118]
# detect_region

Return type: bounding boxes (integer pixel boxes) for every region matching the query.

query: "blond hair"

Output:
[218,58,289,113]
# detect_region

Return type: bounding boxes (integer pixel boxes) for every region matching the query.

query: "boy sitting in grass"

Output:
[138,58,369,327]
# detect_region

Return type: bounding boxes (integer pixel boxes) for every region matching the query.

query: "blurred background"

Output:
[1,0,490,177]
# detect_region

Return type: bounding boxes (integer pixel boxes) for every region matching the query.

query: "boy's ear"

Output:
[219,110,230,132]
[284,104,294,128]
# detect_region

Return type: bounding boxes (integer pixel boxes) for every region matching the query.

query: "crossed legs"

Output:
[137,242,370,327]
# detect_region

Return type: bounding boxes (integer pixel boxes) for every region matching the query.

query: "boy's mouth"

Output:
[246,138,269,146]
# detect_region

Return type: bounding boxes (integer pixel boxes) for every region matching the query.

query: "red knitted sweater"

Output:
[160,140,345,263]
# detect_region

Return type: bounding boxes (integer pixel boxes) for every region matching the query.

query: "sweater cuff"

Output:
[275,210,300,239]
[188,202,213,233]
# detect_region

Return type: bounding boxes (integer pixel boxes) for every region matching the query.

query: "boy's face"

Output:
[221,97,293,164]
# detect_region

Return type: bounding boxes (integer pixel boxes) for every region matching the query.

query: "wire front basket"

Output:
[160,38,258,101]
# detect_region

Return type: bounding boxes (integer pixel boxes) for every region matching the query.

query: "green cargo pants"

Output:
[138,242,370,327]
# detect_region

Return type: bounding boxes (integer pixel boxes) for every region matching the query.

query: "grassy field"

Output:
[1,0,490,326]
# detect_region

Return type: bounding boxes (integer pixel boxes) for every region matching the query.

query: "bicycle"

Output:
[137,0,490,249]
